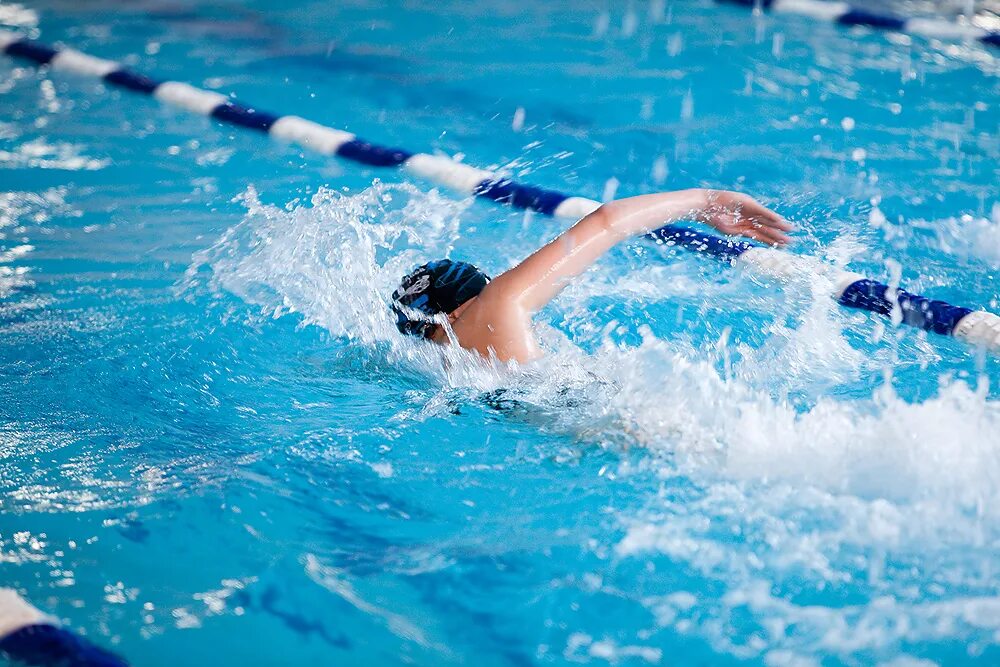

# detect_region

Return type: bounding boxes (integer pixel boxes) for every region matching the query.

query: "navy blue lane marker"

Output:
[650,225,754,263]
[837,9,907,31]
[838,279,972,336]
[474,179,568,217]
[103,68,161,94]
[211,102,281,132]
[0,624,128,667]
[336,140,412,167]
[6,39,58,64]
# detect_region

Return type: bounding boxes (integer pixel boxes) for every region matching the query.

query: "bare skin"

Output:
[428,189,792,363]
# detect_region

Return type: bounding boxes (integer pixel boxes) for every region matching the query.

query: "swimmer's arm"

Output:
[485,189,791,314]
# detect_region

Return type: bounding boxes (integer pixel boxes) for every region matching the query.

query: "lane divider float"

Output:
[0,588,128,667]
[719,0,1000,46]
[1,29,997,353]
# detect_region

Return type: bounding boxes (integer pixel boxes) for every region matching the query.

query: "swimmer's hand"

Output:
[600,189,792,247]
[691,189,792,246]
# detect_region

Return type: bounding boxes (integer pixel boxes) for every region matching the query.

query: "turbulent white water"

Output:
[192,182,1000,663]
[192,183,999,493]
[190,182,464,343]
[930,206,1000,268]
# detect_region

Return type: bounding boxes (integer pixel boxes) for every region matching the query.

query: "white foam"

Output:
[928,210,1000,268]
[604,331,999,660]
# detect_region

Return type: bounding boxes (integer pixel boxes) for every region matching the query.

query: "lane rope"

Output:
[720,0,1000,47]
[1,29,998,354]
[0,588,128,667]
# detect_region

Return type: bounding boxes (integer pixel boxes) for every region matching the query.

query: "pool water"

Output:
[1,0,999,665]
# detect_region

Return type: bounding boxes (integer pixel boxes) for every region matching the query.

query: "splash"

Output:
[927,205,1000,268]
[188,182,466,343]
[186,182,526,391]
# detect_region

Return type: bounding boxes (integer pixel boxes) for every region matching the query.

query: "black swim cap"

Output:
[391,259,490,337]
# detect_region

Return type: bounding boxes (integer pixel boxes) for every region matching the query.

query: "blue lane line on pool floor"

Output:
[1,29,998,353]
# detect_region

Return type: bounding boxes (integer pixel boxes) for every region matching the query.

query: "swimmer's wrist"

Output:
[598,190,708,239]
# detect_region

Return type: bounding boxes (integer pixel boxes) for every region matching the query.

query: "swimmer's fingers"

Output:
[738,204,793,247]
[714,194,792,246]
[705,206,790,246]
[741,215,792,246]
[719,218,787,246]
[732,224,787,246]
[735,196,793,233]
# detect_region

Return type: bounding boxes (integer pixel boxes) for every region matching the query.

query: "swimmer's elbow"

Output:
[587,204,613,232]
[588,203,629,242]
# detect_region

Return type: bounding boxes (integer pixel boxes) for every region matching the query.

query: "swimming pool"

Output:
[1,0,999,664]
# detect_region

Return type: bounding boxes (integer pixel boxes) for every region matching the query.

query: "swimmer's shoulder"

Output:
[453,292,540,364]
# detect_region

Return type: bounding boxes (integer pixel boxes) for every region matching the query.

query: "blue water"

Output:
[1,1,999,665]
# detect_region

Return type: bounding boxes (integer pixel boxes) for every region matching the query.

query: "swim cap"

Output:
[391,259,490,337]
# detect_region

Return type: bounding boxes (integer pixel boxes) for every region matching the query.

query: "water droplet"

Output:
[666,33,683,56]
[622,6,638,37]
[512,107,525,132]
[602,177,620,202]
[594,12,610,37]
[771,33,784,58]
[680,89,694,121]
[640,97,654,121]
[870,207,886,228]
[649,0,666,22]
[651,156,668,185]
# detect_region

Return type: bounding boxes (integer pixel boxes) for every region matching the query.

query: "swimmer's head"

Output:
[391,259,490,338]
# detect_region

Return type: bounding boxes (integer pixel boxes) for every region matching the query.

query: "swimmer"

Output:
[392,189,791,363]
